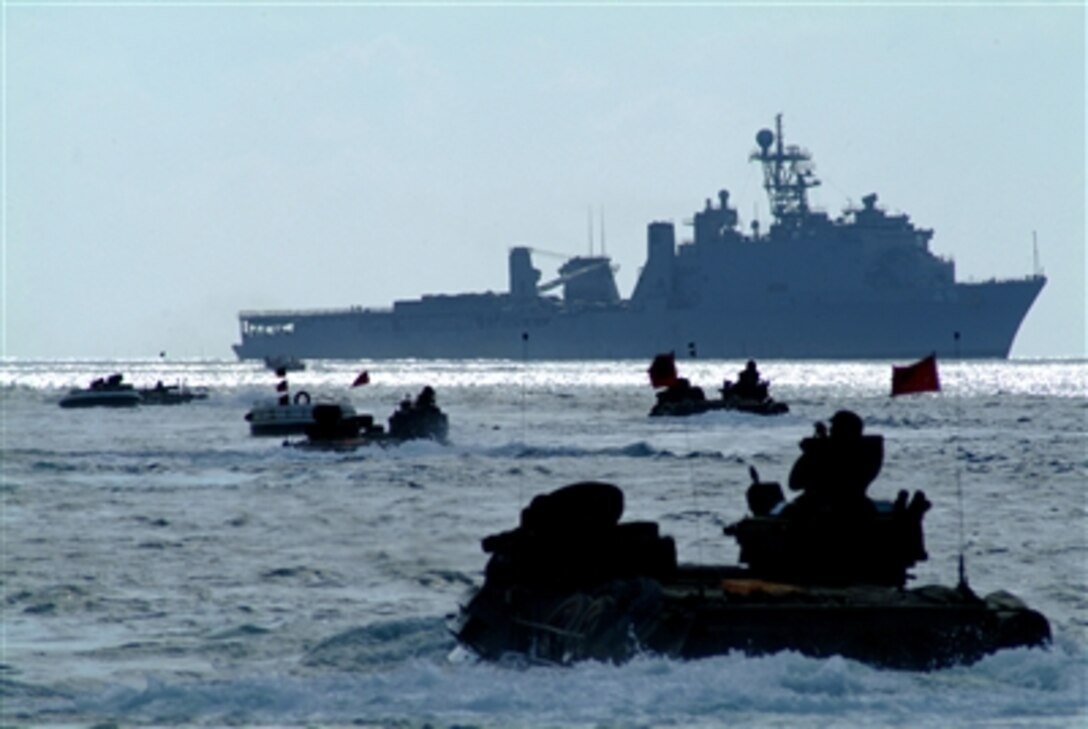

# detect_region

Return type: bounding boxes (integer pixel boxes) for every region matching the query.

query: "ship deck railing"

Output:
[239,306,393,319]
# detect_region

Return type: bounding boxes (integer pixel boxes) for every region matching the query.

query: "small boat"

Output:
[295,386,449,448]
[244,390,357,436]
[137,381,209,405]
[649,356,789,417]
[455,413,1050,670]
[59,374,142,408]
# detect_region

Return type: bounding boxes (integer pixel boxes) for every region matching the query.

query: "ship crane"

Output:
[520,246,619,294]
[537,258,618,293]
[523,245,582,261]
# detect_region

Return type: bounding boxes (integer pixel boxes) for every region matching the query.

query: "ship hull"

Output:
[233,277,1044,361]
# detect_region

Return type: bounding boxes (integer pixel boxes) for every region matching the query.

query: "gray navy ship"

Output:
[233,116,1045,361]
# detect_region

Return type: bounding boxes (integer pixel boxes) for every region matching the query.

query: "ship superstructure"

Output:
[234,116,1045,360]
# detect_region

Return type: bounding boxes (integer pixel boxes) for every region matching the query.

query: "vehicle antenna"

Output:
[519,331,529,506]
[954,330,968,589]
[679,349,703,562]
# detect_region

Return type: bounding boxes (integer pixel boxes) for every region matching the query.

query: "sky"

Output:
[2,2,1084,360]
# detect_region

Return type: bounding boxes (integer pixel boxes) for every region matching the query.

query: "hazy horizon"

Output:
[4,3,1084,360]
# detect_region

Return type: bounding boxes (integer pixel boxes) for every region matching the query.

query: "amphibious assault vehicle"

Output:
[455,415,1050,669]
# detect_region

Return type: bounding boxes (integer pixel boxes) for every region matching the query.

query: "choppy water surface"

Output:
[1,358,1085,727]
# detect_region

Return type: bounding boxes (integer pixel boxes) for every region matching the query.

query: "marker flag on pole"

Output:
[648,352,679,389]
[351,370,370,387]
[891,353,940,396]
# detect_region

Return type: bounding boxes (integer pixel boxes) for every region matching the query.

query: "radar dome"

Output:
[756,128,774,150]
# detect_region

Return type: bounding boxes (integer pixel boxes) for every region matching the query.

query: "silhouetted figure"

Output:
[737,360,759,392]
[389,386,449,442]
[830,409,862,439]
[725,360,769,401]
[729,411,936,588]
[415,385,437,410]
[788,410,882,514]
[90,374,126,391]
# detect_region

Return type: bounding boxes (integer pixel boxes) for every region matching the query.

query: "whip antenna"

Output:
[955,451,967,588]
[684,344,703,562]
[953,330,968,589]
[685,427,703,564]
[519,331,529,505]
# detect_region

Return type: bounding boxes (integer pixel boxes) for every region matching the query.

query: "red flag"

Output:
[891,353,940,396]
[351,370,370,387]
[648,352,678,388]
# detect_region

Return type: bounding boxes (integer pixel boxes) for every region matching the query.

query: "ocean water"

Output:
[1,357,1085,728]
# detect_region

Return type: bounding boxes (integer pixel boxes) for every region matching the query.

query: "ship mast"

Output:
[750,114,820,223]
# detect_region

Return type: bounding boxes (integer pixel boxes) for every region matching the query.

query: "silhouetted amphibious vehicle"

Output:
[297,386,449,448]
[455,414,1050,670]
[648,356,789,417]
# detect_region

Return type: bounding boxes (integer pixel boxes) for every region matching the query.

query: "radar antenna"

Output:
[750,114,821,222]
[587,206,594,256]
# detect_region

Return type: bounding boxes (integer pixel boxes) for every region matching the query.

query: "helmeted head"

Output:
[830,410,864,439]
